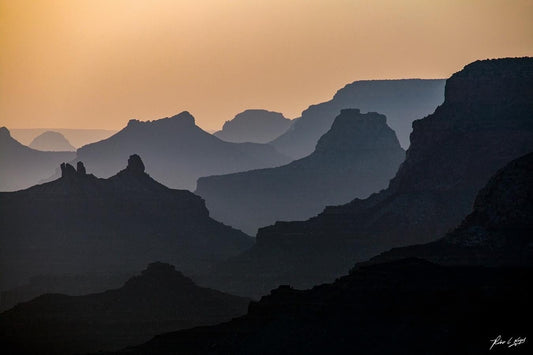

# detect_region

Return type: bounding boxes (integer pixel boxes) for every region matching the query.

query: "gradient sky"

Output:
[1,0,532,131]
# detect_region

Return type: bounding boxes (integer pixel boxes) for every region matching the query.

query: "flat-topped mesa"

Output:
[314,108,397,154]
[444,57,533,107]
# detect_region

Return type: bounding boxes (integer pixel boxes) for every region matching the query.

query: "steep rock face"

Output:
[0,127,76,191]
[28,131,75,151]
[365,152,533,267]
[270,79,445,159]
[75,111,290,190]
[202,57,533,298]
[117,259,533,355]
[0,155,253,292]
[197,109,405,235]
[214,109,292,143]
[0,262,250,354]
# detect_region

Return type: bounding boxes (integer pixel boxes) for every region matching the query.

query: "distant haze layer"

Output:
[1,1,532,131]
[10,129,117,148]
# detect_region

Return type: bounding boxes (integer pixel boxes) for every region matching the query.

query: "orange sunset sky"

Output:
[1,0,532,131]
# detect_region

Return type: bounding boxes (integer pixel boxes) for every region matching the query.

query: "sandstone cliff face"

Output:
[197,109,405,235]
[202,58,533,298]
[0,155,252,292]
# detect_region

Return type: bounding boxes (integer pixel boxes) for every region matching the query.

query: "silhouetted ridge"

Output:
[196,109,404,235]
[0,127,76,191]
[0,262,250,354]
[270,79,445,158]
[202,57,533,298]
[0,155,253,294]
[214,109,291,143]
[75,111,290,190]
[365,152,533,267]
[114,260,532,355]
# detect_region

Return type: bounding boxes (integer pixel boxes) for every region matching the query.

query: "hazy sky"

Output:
[1,0,532,131]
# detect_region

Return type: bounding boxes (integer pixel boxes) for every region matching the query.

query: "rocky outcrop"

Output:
[114,259,533,355]
[0,155,253,292]
[270,79,445,159]
[214,109,292,143]
[28,131,75,151]
[0,262,250,354]
[0,127,76,191]
[201,57,533,298]
[364,152,533,267]
[74,111,290,190]
[197,109,405,235]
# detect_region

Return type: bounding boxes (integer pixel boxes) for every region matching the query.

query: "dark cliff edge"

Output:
[110,259,532,355]
[201,57,533,298]
[363,152,533,267]
[0,262,250,354]
[105,148,533,355]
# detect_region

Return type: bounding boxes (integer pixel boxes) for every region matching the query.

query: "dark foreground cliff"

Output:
[0,155,252,294]
[364,152,533,267]
[201,57,533,297]
[0,262,250,354]
[112,259,532,355]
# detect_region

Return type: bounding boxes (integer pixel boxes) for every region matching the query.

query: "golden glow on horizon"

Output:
[1,0,532,131]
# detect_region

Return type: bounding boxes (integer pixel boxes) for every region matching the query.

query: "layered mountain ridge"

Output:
[0,262,250,354]
[201,57,533,297]
[114,259,532,355]
[270,79,445,159]
[106,138,533,355]
[0,155,253,292]
[197,109,405,235]
[75,111,290,190]
[0,127,76,191]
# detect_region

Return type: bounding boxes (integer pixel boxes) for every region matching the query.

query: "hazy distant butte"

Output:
[197,109,405,235]
[214,109,292,144]
[0,127,75,191]
[202,57,533,297]
[75,111,291,190]
[270,79,445,159]
[29,131,75,151]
